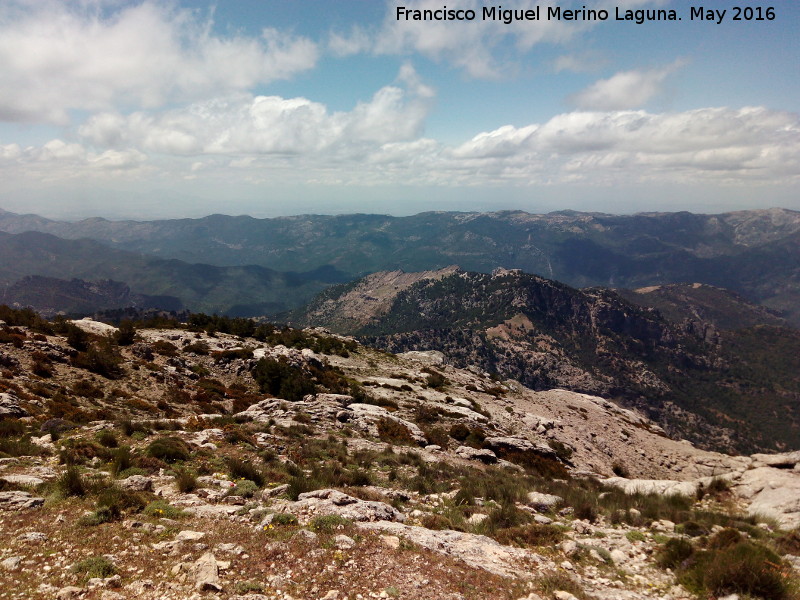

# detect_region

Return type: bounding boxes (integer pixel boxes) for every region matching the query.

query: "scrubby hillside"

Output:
[292,269,800,454]
[0,307,799,600]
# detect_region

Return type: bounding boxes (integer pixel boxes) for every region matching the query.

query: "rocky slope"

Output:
[292,268,800,455]
[2,207,799,323]
[0,309,799,600]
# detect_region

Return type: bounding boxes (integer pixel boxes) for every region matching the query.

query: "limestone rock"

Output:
[484,436,556,459]
[0,392,27,419]
[455,446,497,464]
[0,490,45,510]
[1,556,23,571]
[359,521,545,578]
[526,491,563,511]
[0,474,44,486]
[294,489,405,523]
[190,552,222,592]
[602,477,698,497]
[118,475,154,492]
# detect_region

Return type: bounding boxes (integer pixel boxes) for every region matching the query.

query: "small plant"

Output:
[143,499,185,519]
[235,581,265,594]
[611,461,629,477]
[96,429,118,448]
[376,417,417,445]
[227,479,259,498]
[71,556,115,580]
[271,512,298,526]
[111,446,133,476]
[174,468,198,493]
[56,466,86,497]
[227,457,265,487]
[146,436,190,463]
[626,530,646,543]
[310,514,352,533]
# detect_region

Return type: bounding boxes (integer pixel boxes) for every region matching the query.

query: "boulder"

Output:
[118,475,154,492]
[294,489,405,523]
[0,392,27,419]
[484,436,556,459]
[735,467,800,528]
[359,521,542,578]
[602,477,698,497]
[455,446,497,464]
[0,490,45,510]
[526,491,563,511]
[190,552,222,592]
[0,474,44,486]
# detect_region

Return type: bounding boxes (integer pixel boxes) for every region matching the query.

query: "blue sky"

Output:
[0,0,797,219]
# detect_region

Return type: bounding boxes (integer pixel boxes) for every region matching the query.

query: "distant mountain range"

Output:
[1,206,798,323]
[291,268,800,454]
[0,230,339,316]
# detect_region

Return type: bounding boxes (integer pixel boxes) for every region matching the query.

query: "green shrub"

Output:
[174,468,198,493]
[96,429,118,448]
[493,523,565,547]
[0,420,25,438]
[271,513,298,526]
[227,457,265,487]
[111,446,133,476]
[626,530,646,543]
[143,500,185,519]
[376,417,417,445]
[146,436,190,463]
[71,556,115,579]
[57,466,86,497]
[692,542,794,600]
[310,514,352,533]
[656,537,694,569]
[228,479,259,498]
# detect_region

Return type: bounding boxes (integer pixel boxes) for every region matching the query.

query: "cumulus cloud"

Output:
[447,107,800,184]
[78,65,434,156]
[0,1,318,123]
[570,60,686,110]
[341,0,666,78]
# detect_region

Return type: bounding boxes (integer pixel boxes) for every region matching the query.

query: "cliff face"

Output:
[297,269,800,454]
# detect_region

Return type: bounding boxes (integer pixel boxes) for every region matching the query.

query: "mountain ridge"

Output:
[2,206,799,323]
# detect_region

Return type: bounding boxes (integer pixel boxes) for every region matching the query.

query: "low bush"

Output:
[227,457,265,487]
[310,514,352,533]
[492,523,565,548]
[71,556,115,580]
[174,468,198,493]
[56,466,86,497]
[143,499,185,519]
[376,417,418,445]
[96,429,118,448]
[146,436,190,463]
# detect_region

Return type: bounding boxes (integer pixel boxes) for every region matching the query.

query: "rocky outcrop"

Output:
[359,521,549,578]
[0,491,45,510]
[290,489,405,523]
[0,392,27,419]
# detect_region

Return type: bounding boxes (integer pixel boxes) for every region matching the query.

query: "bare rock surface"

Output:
[359,520,547,578]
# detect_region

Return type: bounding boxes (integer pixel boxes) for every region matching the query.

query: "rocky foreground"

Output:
[0,315,799,600]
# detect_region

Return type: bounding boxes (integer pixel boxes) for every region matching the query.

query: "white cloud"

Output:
[363,0,667,78]
[570,60,686,110]
[0,1,318,124]
[78,66,434,156]
[446,107,800,184]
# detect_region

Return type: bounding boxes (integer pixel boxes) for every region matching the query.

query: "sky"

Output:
[0,0,798,220]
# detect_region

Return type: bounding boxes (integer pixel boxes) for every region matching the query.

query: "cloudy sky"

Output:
[0,0,797,219]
